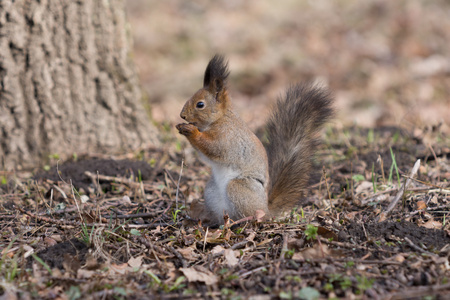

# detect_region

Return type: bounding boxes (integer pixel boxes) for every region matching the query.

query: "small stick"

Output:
[280,233,290,260]
[378,154,386,184]
[17,206,80,226]
[164,168,187,202]
[167,246,188,268]
[105,212,160,219]
[383,159,421,215]
[175,160,184,210]
[322,167,336,215]
[404,237,435,256]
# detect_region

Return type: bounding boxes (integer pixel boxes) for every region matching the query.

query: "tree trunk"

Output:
[0,0,159,169]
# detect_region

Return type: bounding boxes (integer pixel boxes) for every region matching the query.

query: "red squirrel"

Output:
[176,55,333,225]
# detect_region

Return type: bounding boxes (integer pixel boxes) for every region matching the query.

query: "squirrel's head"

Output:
[180,55,230,132]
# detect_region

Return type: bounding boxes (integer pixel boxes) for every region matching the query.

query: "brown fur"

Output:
[266,84,333,215]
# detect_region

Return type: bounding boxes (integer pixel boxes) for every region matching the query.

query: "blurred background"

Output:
[125,0,450,133]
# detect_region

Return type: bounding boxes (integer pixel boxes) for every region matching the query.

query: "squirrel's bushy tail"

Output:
[266,84,333,215]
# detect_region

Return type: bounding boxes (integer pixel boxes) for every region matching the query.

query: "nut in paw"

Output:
[176,123,197,136]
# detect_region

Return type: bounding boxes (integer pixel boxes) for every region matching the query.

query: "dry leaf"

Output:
[292,243,332,260]
[317,226,338,240]
[421,219,442,229]
[254,209,265,222]
[128,255,143,268]
[120,195,132,205]
[355,181,373,193]
[224,249,239,267]
[180,266,218,285]
[416,200,427,210]
[63,253,80,274]
[211,245,226,255]
[85,253,99,270]
[109,263,129,275]
[189,199,213,223]
[177,247,199,261]
[44,237,57,247]
[22,245,34,258]
[378,212,387,223]
[51,234,63,242]
[77,269,95,279]
[393,254,406,263]
[344,211,359,221]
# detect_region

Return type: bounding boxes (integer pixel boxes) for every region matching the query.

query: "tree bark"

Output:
[0,0,159,169]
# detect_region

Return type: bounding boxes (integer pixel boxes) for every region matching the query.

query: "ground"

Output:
[1,124,449,299]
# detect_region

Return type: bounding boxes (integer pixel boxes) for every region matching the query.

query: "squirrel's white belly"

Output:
[200,153,238,215]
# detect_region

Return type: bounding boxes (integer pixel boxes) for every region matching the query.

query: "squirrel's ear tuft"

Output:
[203,54,230,96]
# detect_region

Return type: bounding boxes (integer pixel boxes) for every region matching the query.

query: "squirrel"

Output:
[176,55,333,225]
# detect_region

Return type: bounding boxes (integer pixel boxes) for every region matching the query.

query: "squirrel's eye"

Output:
[196,101,205,109]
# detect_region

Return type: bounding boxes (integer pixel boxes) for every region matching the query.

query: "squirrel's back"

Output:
[266,84,333,215]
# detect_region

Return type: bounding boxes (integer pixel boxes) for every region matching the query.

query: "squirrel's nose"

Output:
[180,113,186,120]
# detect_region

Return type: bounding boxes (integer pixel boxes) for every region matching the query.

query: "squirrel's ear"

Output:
[203,54,230,98]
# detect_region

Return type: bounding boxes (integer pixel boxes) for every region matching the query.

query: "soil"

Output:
[34,158,154,193]
[2,124,449,299]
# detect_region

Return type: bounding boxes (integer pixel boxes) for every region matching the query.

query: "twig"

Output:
[404,237,435,256]
[84,171,139,187]
[318,237,391,253]
[385,282,450,300]
[280,233,289,259]
[322,166,336,214]
[404,203,450,218]
[52,184,68,199]
[383,159,421,215]
[175,159,184,210]
[17,206,80,226]
[105,212,160,219]
[167,246,188,268]
[404,177,450,192]
[164,168,186,202]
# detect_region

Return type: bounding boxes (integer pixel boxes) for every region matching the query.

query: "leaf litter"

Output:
[0,125,450,299]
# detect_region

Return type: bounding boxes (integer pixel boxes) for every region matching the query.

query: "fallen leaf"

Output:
[84,253,99,270]
[292,243,332,260]
[180,266,218,285]
[177,247,199,261]
[421,219,442,229]
[224,249,239,267]
[317,226,338,240]
[51,234,63,242]
[120,195,132,205]
[416,200,427,210]
[128,255,143,268]
[189,199,213,224]
[77,269,95,279]
[254,209,265,222]
[393,254,406,263]
[378,212,387,223]
[211,245,226,255]
[63,253,81,274]
[109,263,129,275]
[355,181,373,193]
[44,237,57,247]
[80,195,89,203]
[22,245,34,258]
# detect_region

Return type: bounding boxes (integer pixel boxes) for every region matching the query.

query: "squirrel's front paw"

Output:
[176,123,197,137]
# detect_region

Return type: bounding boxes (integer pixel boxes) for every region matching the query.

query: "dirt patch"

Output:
[344,221,450,252]
[35,158,153,193]
[29,239,89,269]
